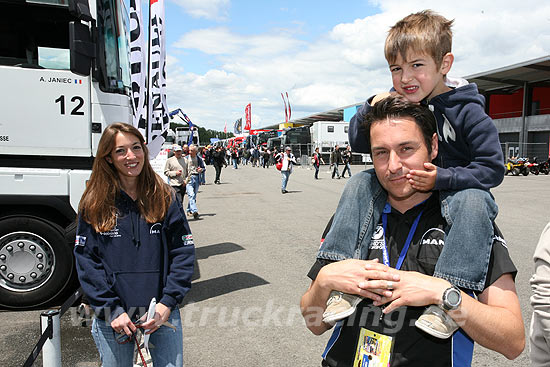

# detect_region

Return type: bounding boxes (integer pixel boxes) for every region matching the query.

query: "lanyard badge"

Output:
[381,203,424,271]
[353,203,424,366]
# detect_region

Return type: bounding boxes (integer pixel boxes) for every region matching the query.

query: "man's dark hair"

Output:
[361,95,437,154]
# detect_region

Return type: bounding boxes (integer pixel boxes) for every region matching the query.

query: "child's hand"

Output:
[407,163,437,191]
[370,92,393,106]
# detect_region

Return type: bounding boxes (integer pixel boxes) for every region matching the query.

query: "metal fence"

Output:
[284,143,370,167]
[501,142,549,160]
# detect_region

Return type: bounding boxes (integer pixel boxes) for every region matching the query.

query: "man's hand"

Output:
[111,312,137,337]
[369,270,450,313]
[140,302,171,335]
[301,259,400,335]
[407,162,437,191]
[319,259,399,301]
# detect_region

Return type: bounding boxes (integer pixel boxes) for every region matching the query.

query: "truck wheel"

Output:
[0,217,74,309]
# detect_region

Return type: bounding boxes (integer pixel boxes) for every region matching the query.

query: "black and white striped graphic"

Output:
[129,0,147,138]
[147,0,169,158]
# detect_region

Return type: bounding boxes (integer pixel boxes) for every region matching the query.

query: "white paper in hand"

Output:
[143,297,156,353]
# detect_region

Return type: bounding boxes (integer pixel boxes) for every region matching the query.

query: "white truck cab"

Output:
[0,0,131,308]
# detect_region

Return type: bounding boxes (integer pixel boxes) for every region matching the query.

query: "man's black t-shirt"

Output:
[308,193,517,367]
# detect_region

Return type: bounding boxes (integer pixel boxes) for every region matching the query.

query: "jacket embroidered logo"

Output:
[150,223,161,235]
[182,234,194,246]
[440,114,456,143]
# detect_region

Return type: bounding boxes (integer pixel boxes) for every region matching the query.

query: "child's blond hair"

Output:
[385,10,454,68]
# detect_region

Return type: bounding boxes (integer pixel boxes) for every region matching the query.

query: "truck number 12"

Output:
[55,95,85,116]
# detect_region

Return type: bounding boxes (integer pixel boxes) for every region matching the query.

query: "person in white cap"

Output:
[164,145,186,203]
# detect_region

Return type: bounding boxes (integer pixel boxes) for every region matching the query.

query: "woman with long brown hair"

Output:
[74,123,194,366]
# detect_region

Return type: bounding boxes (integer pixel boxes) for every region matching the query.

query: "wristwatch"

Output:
[441,286,462,311]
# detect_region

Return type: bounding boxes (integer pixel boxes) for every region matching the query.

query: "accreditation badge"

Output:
[353,328,394,367]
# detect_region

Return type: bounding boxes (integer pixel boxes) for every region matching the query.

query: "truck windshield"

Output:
[286,129,310,144]
[0,1,71,68]
[27,0,68,5]
[0,0,131,93]
[97,0,131,95]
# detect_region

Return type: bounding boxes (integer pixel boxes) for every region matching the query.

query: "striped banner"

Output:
[129,0,147,138]
[147,0,169,158]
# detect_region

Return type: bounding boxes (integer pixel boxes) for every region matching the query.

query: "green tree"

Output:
[170,123,234,145]
[197,126,234,143]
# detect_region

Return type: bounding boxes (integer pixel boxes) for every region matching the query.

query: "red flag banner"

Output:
[245,103,251,130]
[224,122,227,134]
[281,93,288,123]
[286,92,291,120]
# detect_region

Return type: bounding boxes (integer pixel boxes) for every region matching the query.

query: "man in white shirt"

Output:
[164,145,186,203]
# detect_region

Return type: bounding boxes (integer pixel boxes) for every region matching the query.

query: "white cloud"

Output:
[174,28,239,55]
[170,0,229,21]
[165,54,180,68]
[173,27,305,57]
[166,0,550,131]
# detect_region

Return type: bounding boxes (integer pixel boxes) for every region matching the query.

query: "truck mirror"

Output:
[68,0,93,22]
[69,21,95,76]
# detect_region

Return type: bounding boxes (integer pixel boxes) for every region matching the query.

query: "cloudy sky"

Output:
[159,0,550,132]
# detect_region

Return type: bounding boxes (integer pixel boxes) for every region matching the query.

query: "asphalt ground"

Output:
[1,162,548,366]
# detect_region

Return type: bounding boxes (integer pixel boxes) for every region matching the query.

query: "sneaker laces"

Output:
[326,292,343,306]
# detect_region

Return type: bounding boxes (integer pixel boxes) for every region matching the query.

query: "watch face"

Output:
[447,290,460,305]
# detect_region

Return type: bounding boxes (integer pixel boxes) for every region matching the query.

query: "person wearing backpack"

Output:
[312,147,325,179]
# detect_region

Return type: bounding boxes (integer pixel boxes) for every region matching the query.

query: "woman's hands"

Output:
[111,303,172,336]
[140,302,171,335]
[111,312,137,337]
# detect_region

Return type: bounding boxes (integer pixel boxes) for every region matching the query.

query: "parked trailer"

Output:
[310,121,350,161]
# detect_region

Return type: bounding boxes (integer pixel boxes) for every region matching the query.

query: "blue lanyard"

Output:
[381,203,424,270]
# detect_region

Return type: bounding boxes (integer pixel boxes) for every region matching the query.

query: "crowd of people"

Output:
[201,144,282,170]
[168,143,357,195]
